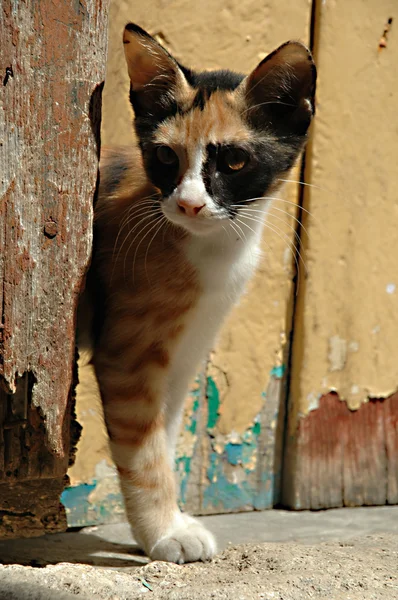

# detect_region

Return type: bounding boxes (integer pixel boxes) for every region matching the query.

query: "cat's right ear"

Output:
[123,23,189,118]
[240,41,316,137]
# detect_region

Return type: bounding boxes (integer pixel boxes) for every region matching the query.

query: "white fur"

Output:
[148,210,266,564]
[166,213,264,453]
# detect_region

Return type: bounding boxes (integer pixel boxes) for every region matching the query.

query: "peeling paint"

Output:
[175,383,201,504]
[307,392,320,412]
[206,376,220,431]
[202,368,282,512]
[270,365,285,379]
[328,335,347,372]
[64,362,286,525]
[61,477,125,527]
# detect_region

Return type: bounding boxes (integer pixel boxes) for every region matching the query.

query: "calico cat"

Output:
[81,23,316,564]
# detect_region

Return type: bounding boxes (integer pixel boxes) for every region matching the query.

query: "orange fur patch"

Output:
[107,413,163,446]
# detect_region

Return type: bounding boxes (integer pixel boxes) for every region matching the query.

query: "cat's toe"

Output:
[150,522,216,564]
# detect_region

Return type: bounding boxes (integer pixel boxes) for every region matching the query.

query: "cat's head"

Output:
[123,23,316,236]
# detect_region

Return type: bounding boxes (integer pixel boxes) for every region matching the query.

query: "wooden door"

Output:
[283,0,398,509]
[0,0,108,537]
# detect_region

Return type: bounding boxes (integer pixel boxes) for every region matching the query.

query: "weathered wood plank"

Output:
[385,393,398,504]
[283,393,398,509]
[0,0,109,537]
[284,0,398,509]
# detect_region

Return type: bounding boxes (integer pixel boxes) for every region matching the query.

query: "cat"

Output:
[80,23,316,564]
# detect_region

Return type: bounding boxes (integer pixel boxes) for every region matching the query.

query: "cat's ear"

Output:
[241,41,316,136]
[123,23,189,117]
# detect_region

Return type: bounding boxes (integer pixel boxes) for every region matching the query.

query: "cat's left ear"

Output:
[240,41,316,136]
[123,23,189,118]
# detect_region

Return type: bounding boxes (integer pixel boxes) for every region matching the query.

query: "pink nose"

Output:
[177,199,205,217]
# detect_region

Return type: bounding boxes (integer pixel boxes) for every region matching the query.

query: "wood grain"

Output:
[283,393,398,509]
[0,0,109,536]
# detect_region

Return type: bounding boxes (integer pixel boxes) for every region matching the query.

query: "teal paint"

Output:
[225,442,243,466]
[61,482,96,510]
[175,385,201,505]
[204,473,253,510]
[270,364,285,379]
[176,455,191,505]
[204,376,264,510]
[63,364,286,527]
[206,376,220,430]
[61,480,125,528]
[203,365,286,512]
[253,472,275,510]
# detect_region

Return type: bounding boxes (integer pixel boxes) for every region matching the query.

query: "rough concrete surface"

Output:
[0,507,397,599]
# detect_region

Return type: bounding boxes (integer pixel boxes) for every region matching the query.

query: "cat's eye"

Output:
[156,145,178,166]
[218,147,249,174]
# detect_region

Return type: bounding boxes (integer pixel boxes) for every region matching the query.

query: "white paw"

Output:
[149,518,217,564]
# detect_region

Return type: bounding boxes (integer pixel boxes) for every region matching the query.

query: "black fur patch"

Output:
[141,143,180,198]
[181,67,245,93]
[200,140,301,215]
[101,160,129,196]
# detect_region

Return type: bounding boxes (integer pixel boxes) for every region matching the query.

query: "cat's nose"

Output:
[177,199,205,217]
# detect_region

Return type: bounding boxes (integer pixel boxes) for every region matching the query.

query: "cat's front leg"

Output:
[98,371,216,564]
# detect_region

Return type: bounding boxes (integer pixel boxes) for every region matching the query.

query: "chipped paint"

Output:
[202,369,283,512]
[328,335,347,372]
[206,376,221,431]
[307,392,320,412]
[61,477,125,527]
[64,363,286,525]
[270,365,286,379]
[175,382,201,504]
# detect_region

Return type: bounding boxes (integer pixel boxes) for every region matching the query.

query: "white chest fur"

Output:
[167,217,265,408]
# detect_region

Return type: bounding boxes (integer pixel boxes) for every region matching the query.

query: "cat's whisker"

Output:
[119,199,160,228]
[112,197,160,258]
[239,209,304,261]
[130,214,166,284]
[242,99,296,116]
[114,206,159,254]
[239,209,307,275]
[277,178,332,194]
[119,205,161,233]
[113,209,161,269]
[121,213,161,281]
[232,196,331,239]
[238,213,307,279]
[110,194,158,227]
[228,219,242,242]
[230,218,247,242]
[238,205,311,246]
[114,210,163,281]
[144,216,168,281]
[161,216,171,244]
[235,217,274,259]
[221,224,230,242]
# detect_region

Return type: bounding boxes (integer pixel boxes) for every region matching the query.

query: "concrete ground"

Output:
[0,506,397,599]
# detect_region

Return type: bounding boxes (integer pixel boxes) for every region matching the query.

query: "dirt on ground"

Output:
[0,533,397,600]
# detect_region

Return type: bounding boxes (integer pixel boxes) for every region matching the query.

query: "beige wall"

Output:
[283,0,398,508]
